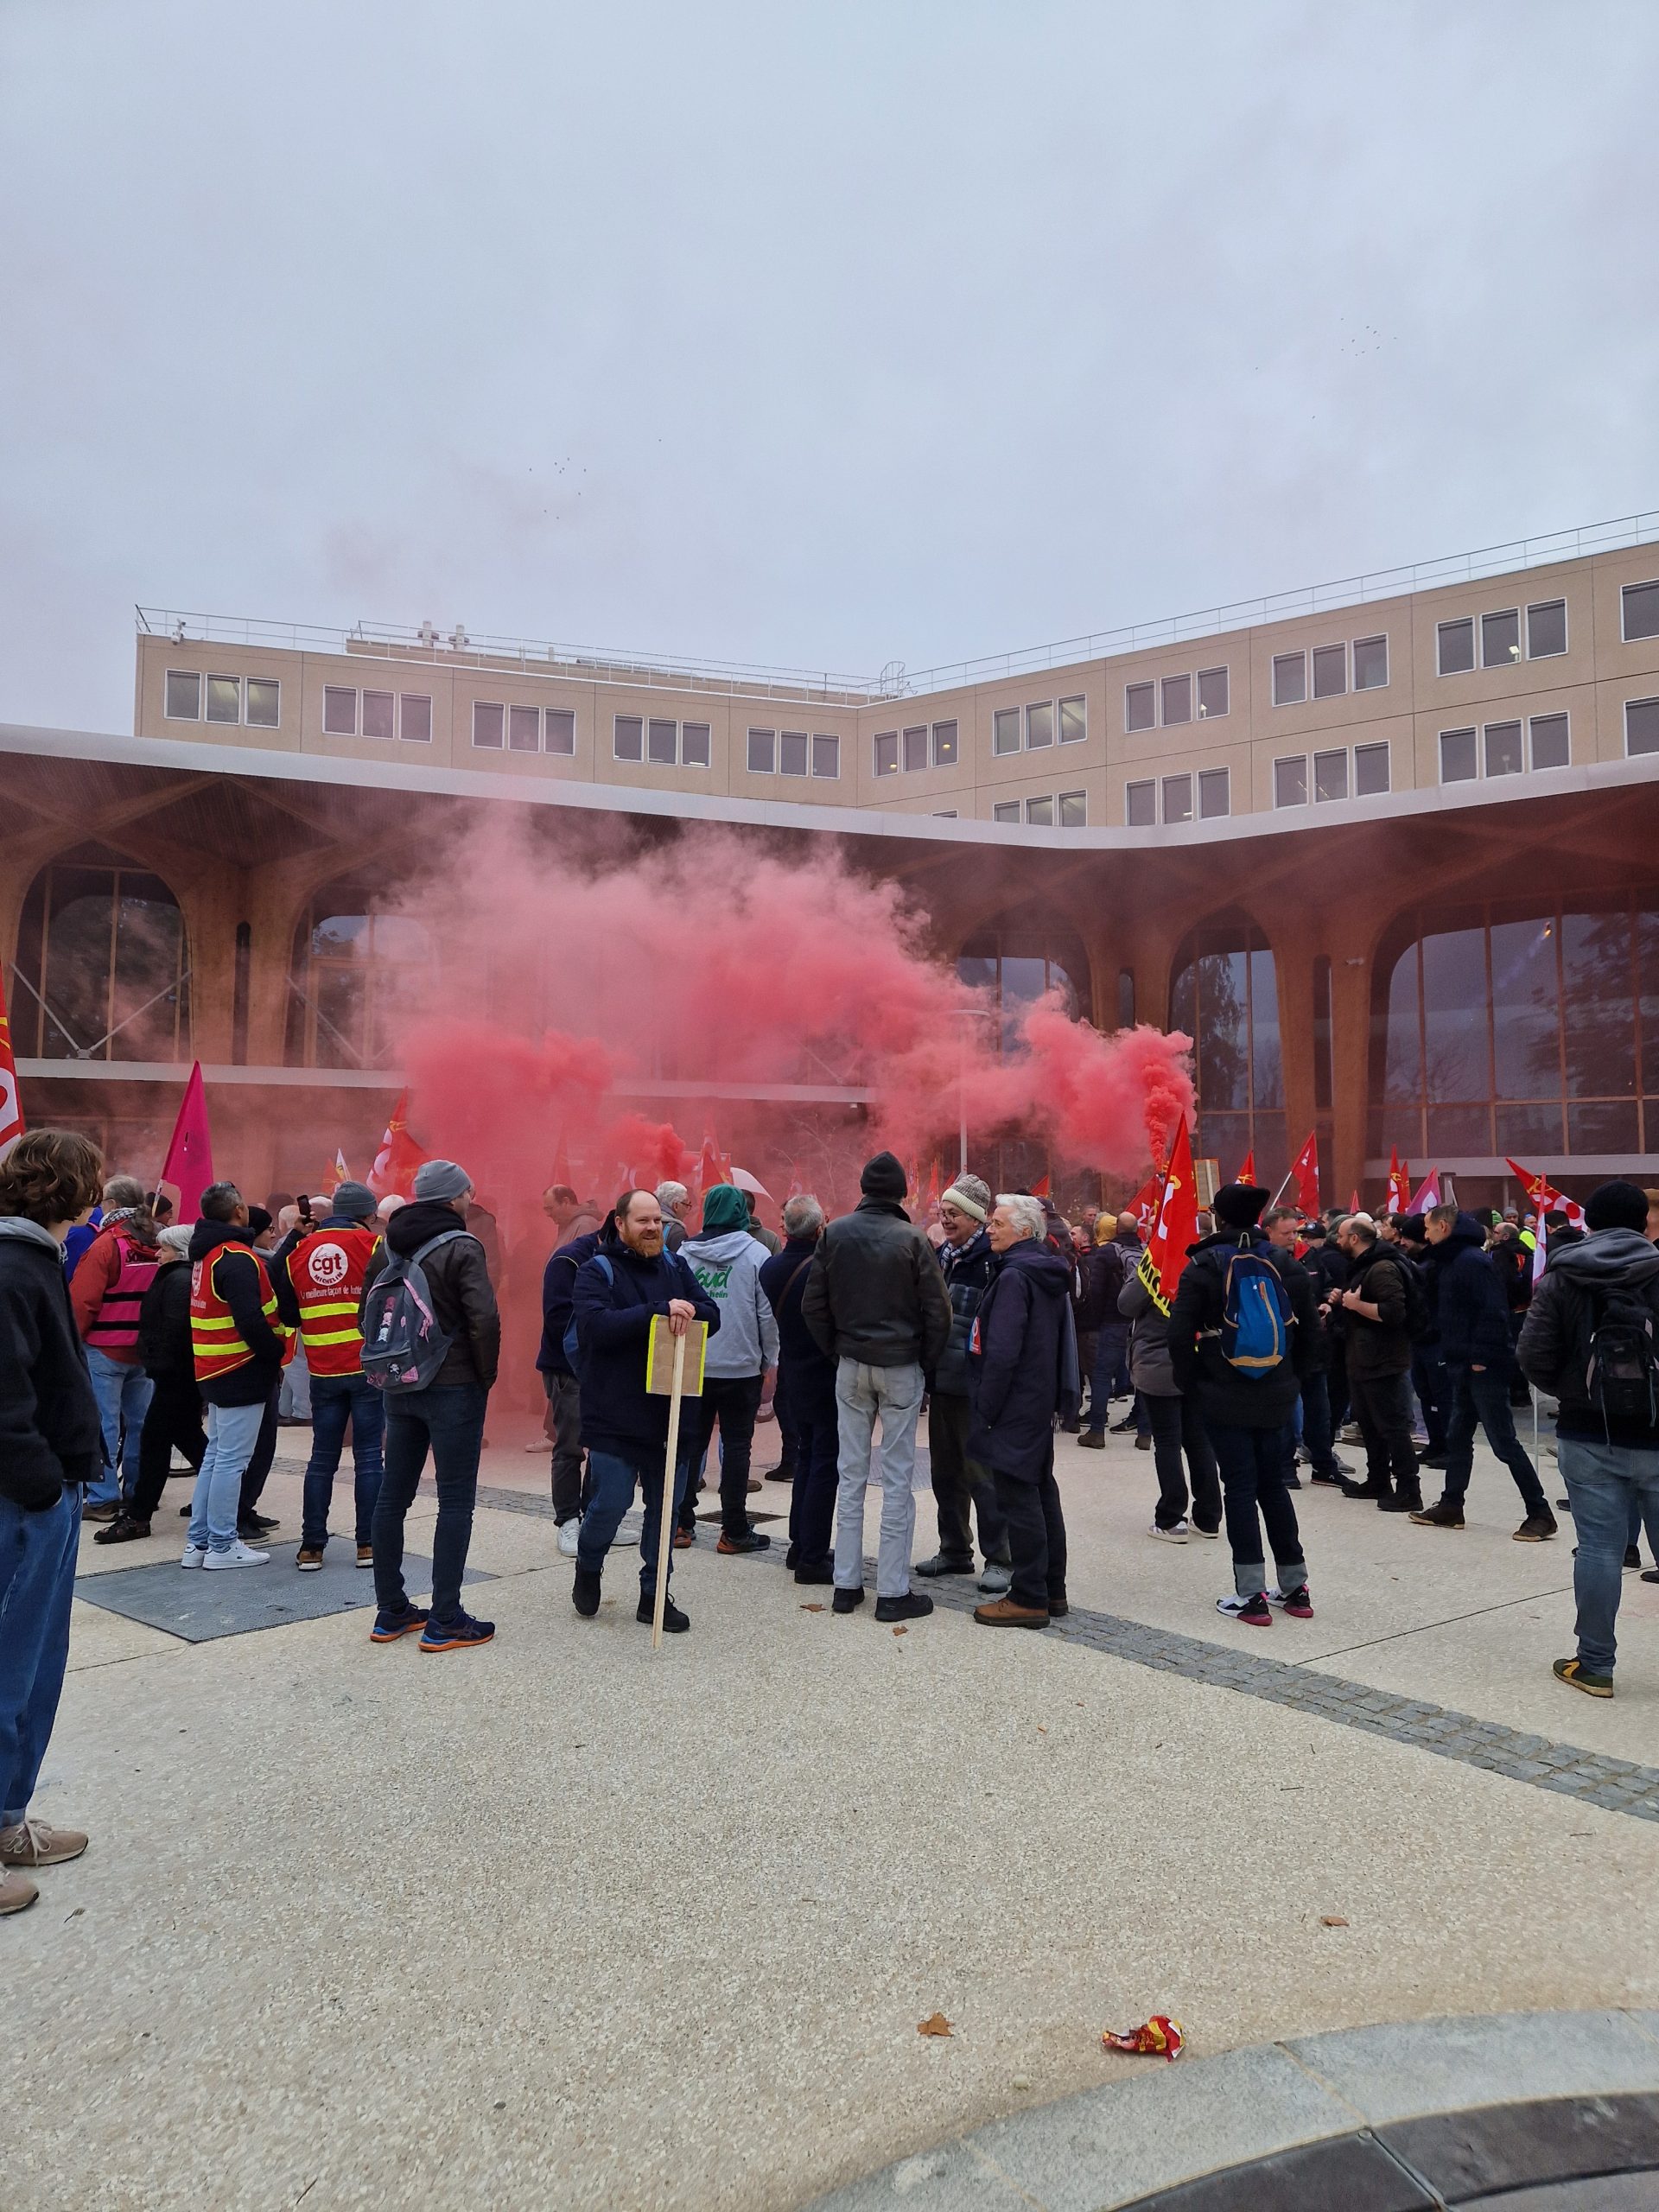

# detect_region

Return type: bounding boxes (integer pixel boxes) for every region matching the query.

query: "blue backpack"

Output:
[1219,1244,1293,1377]
[562,1254,613,1378]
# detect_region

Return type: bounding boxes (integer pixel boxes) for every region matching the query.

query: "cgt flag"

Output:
[1408,1169,1441,1211]
[1274,1130,1319,1215]
[1136,1116,1199,1317]
[0,966,22,1162]
[1505,1156,1586,1230]
[156,1062,214,1222]
[1236,1149,1256,1186]
[370,1090,432,1199]
[1387,1147,1411,1214]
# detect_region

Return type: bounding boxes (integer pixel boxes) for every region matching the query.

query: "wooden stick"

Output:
[652,1326,688,1649]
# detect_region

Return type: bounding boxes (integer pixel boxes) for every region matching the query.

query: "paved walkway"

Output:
[16,1419,1659,2209]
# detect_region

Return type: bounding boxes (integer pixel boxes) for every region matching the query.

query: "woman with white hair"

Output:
[969,1193,1078,1630]
[92,1222,205,1544]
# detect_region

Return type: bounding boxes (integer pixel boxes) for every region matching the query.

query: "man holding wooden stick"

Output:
[568,1190,719,1634]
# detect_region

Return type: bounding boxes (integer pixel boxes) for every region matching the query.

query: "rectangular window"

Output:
[1626,697,1659,756]
[1527,599,1567,658]
[779,730,810,776]
[324,686,358,736]
[1124,682,1156,733]
[902,725,928,772]
[1274,755,1308,807]
[681,721,710,767]
[543,705,574,754]
[1354,740,1390,796]
[1313,747,1349,802]
[1025,700,1054,748]
[164,669,201,719]
[1161,673,1192,726]
[1352,634,1389,690]
[933,810,957,818]
[931,719,959,766]
[1484,720,1523,777]
[812,734,840,779]
[363,690,397,741]
[993,707,1021,754]
[1058,790,1087,828]
[1058,696,1086,744]
[993,800,1020,823]
[1161,772,1193,824]
[1312,644,1347,700]
[1025,795,1054,826]
[1529,711,1569,770]
[1482,608,1521,668]
[245,677,280,728]
[1198,766,1230,818]
[613,713,643,761]
[1272,652,1306,705]
[472,701,505,750]
[206,675,241,723]
[646,717,677,766]
[1437,617,1475,675]
[873,731,898,776]
[400,693,433,743]
[1440,727,1478,782]
[1622,580,1659,642]
[1197,665,1229,718]
[747,728,776,773]
[1126,779,1156,827]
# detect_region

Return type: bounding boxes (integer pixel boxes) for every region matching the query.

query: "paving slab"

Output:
[73,1541,494,1641]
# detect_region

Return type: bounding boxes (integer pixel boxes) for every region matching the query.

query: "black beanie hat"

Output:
[1585,1180,1649,1233]
[861,1151,907,1202]
[1213,1181,1270,1230]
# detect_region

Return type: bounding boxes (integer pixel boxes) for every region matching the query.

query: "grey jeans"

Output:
[833,1359,925,1599]
[544,1371,585,1522]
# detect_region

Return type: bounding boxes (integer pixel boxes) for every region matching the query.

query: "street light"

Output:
[955,1006,998,1177]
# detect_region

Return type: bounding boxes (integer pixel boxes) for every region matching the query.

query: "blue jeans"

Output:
[1559,1438,1659,1676]
[1088,1324,1132,1427]
[86,1347,153,1505]
[372,1383,487,1627]
[0,1485,81,1825]
[833,1359,925,1598]
[580,1446,691,1595]
[1441,1365,1547,1516]
[1207,1419,1306,1599]
[187,1400,266,1553]
[301,1372,386,1549]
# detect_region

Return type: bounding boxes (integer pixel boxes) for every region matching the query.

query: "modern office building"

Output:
[5,512,1659,1207]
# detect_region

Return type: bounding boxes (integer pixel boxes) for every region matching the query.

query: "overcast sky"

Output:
[3,0,1657,728]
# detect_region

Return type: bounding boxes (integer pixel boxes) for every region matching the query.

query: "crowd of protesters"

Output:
[4,1116,1659,1916]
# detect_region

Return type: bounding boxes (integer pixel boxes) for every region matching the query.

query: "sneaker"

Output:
[0,1817,89,1867]
[557,1517,582,1559]
[874,1591,933,1623]
[717,1526,771,1554]
[1553,1656,1613,1698]
[794,1561,835,1585]
[1190,1521,1221,1538]
[1410,1499,1465,1529]
[1309,1470,1344,1487]
[973,1595,1049,1628]
[637,1592,690,1632]
[1267,1584,1313,1619]
[1643,1568,1659,1585]
[419,1611,494,1653]
[1148,1520,1189,1543]
[1338,1423,1362,1444]
[1217,1592,1272,1627]
[1109,1415,1138,1434]
[976,1562,1013,1596]
[180,1543,207,1568]
[296,1547,326,1572]
[1077,1431,1105,1450]
[1516,1513,1559,1543]
[239,1512,279,1538]
[356,1544,373,1568]
[92,1515,151,1545]
[370,1605,430,1643]
[203,1540,270,1570]
[572,1567,601,1617]
[914,1553,975,1577]
[0,1870,38,1916]
[613,1511,643,1548]
[831,1587,865,1614]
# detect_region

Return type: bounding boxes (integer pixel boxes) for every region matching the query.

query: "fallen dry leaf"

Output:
[1319,1916,1350,1928]
[918,2012,953,2037]
[892,1625,907,1636]
[1037,1725,1047,1733]
[799,1603,825,1612]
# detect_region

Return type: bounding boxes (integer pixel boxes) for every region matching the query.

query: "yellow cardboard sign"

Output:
[645,1315,708,1397]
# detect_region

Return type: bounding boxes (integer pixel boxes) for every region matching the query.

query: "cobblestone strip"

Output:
[475,1484,561,1519]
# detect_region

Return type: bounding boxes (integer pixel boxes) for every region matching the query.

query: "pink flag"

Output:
[0,966,22,1163]
[1408,1170,1440,1211]
[156,1062,215,1222]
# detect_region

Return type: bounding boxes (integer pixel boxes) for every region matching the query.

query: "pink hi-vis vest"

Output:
[84,1226,160,1354]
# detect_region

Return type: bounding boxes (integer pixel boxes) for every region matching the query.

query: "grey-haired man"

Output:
[918,1174,1012,1594]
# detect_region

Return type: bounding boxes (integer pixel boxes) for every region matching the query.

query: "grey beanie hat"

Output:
[413,1158,473,1204]
[940,1173,991,1222]
[331,1180,377,1221]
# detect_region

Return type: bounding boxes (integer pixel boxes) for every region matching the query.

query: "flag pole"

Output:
[653,1328,688,1650]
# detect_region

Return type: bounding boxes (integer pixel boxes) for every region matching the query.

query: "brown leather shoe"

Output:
[973,1596,1050,1629]
[0,1869,38,1916]
[0,1819,88,1868]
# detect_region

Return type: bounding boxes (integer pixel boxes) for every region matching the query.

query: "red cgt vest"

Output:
[190,1238,283,1384]
[84,1224,160,1355]
[287,1224,378,1376]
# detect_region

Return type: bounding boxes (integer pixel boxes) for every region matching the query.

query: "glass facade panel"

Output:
[681,721,710,766]
[1570,1100,1640,1154]
[903,726,928,771]
[1352,635,1388,690]
[1170,916,1283,1173]
[779,731,810,775]
[1272,652,1306,705]
[1490,916,1559,1099]
[932,719,960,764]
[957,911,1090,1058]
[15,860,191,1062]
[612,713,642,760]
[1058,698,1085,744]
[1126,780,1156,826]
[873,731,898,775]
[1527,599,1567,657]
[1530,713,1569,770]
[646,718,677,765]
[363,690,396,741]
[1313,749,1348,802]
[1560,909,1635,1097]
[1198,666,1229,717]
[1440,728,1478,782]
[1622,580,1659,641]
[1198,766,1230,817]
[1482,609,1520,667]
[1161,773,1192,823]
[1484,721,1523,777]
[245,677,280,728]
[165,670,201,719]
[993,708,1021,753]
[1161,674,1192,726]
[1437,618,1475,675]
[1125,683,1155,733]
[1312,644,1346,699]
[1626,698,1659,755]
[1274,756,1307,807]
[1421,925,1491,1104]
[1025,702,1054,748]
[543,705,572,753]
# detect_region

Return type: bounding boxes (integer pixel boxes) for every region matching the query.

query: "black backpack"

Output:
[1586,1286,1659,1433]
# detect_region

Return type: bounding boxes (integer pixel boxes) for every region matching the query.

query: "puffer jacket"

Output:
[364,1199,500,1389]
[931,1227,994,1397]
[1118,1264,1178,1396]
[1519,1227,1659,1447]
[679,1226,779,1378]
[802,1196,951,1371]
[137,1257,196,1379]
[969,1239,1079,1478]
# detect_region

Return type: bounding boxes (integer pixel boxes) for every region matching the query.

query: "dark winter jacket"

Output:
[365,1200,500,1390]
[1166,1229,1316,1429]
[569,1241,720,1464]
[1338,1238,1413,1382]
[537,1230,602,1379]
[969,1239,1079,1479]
[1518,1228,1659,1447]
[0,1216,104,1509]
[1075,1240,1128,1332]
[1119,1264,1179,1396]
[137,1257,196,1381]
[1491,1236,1534,1319]
[1429,1213,1513,1371]
[931,1227,995,1397]
[188,1217,288,1406]
[760,1235,836,1408]
[802,1197,951,1371]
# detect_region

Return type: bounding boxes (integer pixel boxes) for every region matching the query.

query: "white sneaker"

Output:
[557,1517,582,1558]
[203,1539,270,1570]
[180,1544,207,1569]
[613,1511,643,1548]
[1148,1520,1189,1543]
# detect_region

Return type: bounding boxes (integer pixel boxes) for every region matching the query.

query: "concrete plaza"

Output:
[13,1418,1659,2209]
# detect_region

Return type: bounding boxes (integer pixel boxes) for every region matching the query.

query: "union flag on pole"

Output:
[1386,1147,1410,1213]
[1281,1131,1319,1214]
[156,1062,215,1222]
[1236,1149,1256,1186]
[1136,1116,1199,1317]
[1031,1171,1052,1199]
[0,967,22,1162]
[1408,1169,1441,1212]
[369,1090,432,1199]
[697,1129,730,1195]
[322,1147,349,1196]
[1505,1156,1585,1230]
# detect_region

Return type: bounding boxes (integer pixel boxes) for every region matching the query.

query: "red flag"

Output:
[1136,1117,1199,1316]
[925,1158,941,1211]
[1122,1170,1163,1226]
[0,967,22,1162]
[1236,1149,1256,1186]
[1349,1187,1362,1214]
[1287,1131,1319,1214]
[1386,1147,1410,1213]
[1408,1169,1440,1211]
[697,1129,730,1194]
[321,1147,349,1197]
[156,1062,215,1221]
[1031,1172,1052,1200]
[1505,1157,1585,1230]
[369,1090,431,1199]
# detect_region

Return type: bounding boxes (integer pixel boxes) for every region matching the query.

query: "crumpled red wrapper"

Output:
[1102,2015,1184,2062]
